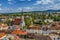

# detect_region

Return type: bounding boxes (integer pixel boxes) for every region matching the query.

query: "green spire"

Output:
[21,8,23,15]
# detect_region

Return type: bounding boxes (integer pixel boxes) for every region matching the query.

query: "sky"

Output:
[0,0,60,13]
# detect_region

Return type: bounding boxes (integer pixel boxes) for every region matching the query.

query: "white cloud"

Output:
[8,1,16,5]
[17,8,22,12]
[24,7,32,10]
[8,2,13,5]
[17,7,33,12]
[1,7,16,13]
[8,0,16,5]
[19,0,31,1]
[40,3,60,10]
[34,1,41,5]
[27,0,31,1]
[34,0,54,5]
[19,0,25,1]
[8,0,13,5]
[0,8,2,10]
[49,3,60,10]
[18,8,22,10]
[8,0,12,1]
[0,4,2,6]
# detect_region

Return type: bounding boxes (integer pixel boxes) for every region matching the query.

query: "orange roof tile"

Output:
[0,33,6,38]
[11,30,27,35]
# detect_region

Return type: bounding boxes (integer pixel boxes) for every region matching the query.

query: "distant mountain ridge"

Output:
[0,10,60,14]
[44,10,60,12]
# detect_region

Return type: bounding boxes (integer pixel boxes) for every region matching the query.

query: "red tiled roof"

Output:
[11,30,27,35]
[13,19,21,25]
[0,33,6,38]
[28,24,41,30]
